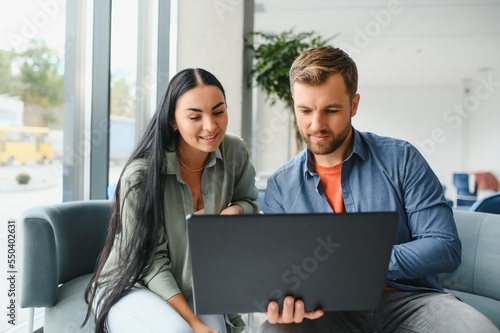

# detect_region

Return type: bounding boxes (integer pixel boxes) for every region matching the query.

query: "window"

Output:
[108,0,158,189]
[0,1,172,331]
[0,0,67,331]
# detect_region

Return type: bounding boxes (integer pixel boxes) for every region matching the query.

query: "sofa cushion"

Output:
[440,210,500,329]
[446,289,500,329]
[473,214,500,301]
[439,211,481,294]
[44,274,95,333]
[440,211,500,301]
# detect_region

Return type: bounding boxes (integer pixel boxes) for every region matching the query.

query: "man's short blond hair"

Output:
[290,46,358,99]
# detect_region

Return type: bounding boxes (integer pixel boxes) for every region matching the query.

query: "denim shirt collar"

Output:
[304,127,368,176]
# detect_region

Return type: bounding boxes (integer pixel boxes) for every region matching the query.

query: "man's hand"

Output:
[266,296,324,324]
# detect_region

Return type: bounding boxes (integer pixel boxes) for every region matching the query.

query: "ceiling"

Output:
[254,0,500,87]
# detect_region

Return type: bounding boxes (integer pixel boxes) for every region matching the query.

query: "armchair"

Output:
[469,192,500,214]
[19,200,263,333]
[20,200,112,333]
[453,173,477,207]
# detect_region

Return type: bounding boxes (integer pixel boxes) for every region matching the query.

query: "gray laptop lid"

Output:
[187,212,398,315]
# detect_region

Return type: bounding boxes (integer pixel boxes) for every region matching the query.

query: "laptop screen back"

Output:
[187,212,398,314]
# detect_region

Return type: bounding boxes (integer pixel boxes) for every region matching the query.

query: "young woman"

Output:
[84,68,260,333]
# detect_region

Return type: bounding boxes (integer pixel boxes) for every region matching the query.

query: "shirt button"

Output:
[203,189,208,195]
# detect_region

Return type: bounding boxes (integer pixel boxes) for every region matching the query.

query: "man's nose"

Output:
[310,112,325,132]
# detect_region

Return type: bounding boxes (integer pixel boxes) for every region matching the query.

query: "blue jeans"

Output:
[257,291,499,333]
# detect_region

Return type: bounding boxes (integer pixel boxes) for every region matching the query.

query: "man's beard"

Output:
[301,124,351,155]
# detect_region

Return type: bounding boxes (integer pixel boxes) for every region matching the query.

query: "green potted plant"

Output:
[16,172,31,185]
[245,28,335,148]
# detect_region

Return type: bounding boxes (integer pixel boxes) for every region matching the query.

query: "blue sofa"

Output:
[19,202,500,332]
[439,210,500,328]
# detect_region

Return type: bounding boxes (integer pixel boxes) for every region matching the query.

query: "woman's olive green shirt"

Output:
[101,134,260,331]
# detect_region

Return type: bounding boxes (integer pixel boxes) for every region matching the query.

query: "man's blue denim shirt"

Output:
[264,128,462,292]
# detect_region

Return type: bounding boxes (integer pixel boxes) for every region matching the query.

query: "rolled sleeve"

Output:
[140,231,181,301]
[387,145,462,281]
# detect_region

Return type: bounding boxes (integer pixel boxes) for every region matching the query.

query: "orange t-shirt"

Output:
[315,162,397,291]
[314,162,345,213]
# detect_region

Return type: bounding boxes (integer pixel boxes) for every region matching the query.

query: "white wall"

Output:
[353,72,500,197]
[176,0,253,137]
[462,68,500,180]
[253,90,297,174]
[354,84,463,193]
[174,1,500,196]
[251,1,500,198]
[255,78,500,198]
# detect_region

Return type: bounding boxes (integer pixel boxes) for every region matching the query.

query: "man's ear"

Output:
[351,94,360,117]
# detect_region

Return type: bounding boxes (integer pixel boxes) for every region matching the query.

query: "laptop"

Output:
[187,212,398,315]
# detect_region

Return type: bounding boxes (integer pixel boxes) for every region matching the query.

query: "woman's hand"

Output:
[192,321,220,333]
[220,204,243,215]
[168,294,220,333]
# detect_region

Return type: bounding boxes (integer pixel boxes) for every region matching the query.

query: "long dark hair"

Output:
[83,68,226,332]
